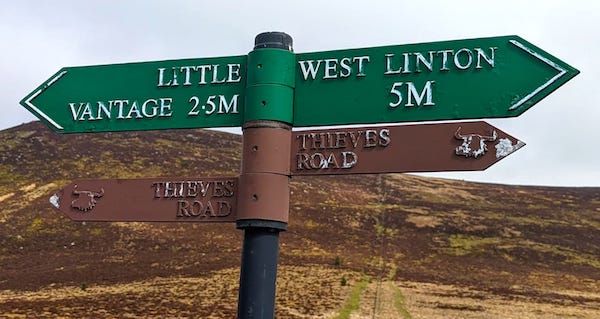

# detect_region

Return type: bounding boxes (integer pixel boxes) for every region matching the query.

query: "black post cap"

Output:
[254,32,293,51]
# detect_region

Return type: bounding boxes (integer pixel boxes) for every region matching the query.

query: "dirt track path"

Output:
[346,280,600,319]
[349,280,406,319]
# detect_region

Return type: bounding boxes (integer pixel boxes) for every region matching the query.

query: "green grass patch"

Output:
[374,223,399,238]
[305,219,318,229]
[524,241,600,270]
[486,213,558,227]
[89,228,103,236]
[446,234,501,256]
[390,282,412,319]
[27,218,44,233]
[334,276,369,319]
[580,217,600,231]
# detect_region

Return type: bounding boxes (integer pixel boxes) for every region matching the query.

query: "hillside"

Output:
[0,121,599,318]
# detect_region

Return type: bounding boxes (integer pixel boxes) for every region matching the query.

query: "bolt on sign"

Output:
[290,121,525,175]
[51,177,238,222]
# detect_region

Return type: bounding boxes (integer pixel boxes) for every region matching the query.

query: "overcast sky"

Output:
[2,1,598,187]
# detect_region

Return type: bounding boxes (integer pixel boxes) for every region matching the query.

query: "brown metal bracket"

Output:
[238,120,291,224]
[237,173,289,223]
[241,121,292,175]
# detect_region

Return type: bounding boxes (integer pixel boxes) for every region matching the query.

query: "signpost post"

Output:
[20,32,578,319]
[235,32,294,319]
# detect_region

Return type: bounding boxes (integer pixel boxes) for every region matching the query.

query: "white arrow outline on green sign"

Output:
[508,40,567,111]
[23,70,68,130]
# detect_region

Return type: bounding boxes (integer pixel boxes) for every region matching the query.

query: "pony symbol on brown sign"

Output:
[70,184,104,212]
[454,127,498,158]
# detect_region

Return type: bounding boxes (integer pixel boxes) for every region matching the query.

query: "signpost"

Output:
[293,35,579,127]
[51,177,238,222]
[290,121,524,176]
[20,56,246,133]
[20,32,578,319]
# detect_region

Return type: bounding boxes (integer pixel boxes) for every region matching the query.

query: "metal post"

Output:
[238,226,281,318]
[237,32,294,319]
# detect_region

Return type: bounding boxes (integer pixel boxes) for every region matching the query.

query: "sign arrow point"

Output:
[49,192,61,209]
[494,139,526,159]
[507,39,571,111]
[22,70,68,131]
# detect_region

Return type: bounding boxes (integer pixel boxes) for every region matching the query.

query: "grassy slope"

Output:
[0,121,599,317]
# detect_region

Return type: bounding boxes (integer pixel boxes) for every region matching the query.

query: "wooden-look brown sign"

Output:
[50,177,238,222]
[290,121,525,176]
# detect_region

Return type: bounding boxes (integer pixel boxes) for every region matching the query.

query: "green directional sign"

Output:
[293,35,579,127]
[21,55,246,133]
[22,35,578,133]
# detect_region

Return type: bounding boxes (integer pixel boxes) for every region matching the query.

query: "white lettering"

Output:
[402,53,411,74]
[384,54,402,75]
[341,151,357,168]
[364,130,378,147]
[141,99,158,117]
[323,59,338,79]
[406,81,435,107]
[294,128,390,171]
[211,64,226,84]
[218,94,239,114]
[353,56,370,77]
[298,55,370,80]
[180,66,196,86]
[454,48,473,70]
[414,52,434,72]
[69,102,83,120]
[339,57,352,78]
[298,60,322,80]
[227,64,242,83]
[197,65,211,85]
[97,101,111,119]
[379,129,391,147]
[437,49,453,71]
[389,81,435,108]
[157,63,243,87]
[79,102,95,120]
[157,68,172,87]
[125,100,143,119]
[159,98,173,117]
[475,47,497,69]
[68,98,173,122]
[113,100,127,119]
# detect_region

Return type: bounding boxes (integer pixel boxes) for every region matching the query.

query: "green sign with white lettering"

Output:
[21,35,578,133]
[292,35,579,127]
[21,56,246,133]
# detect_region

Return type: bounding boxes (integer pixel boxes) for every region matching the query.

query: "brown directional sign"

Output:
[50,177,238,222]
[290,121,525,176]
